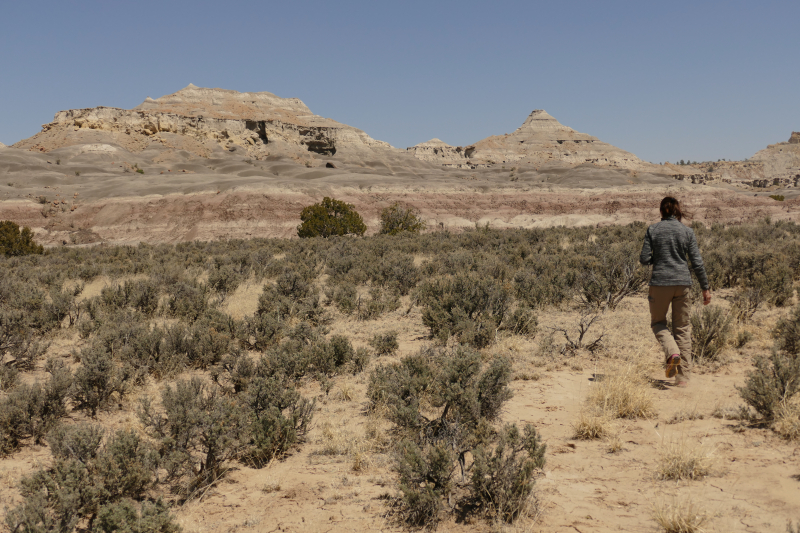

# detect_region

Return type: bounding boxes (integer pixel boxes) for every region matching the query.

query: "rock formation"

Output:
[408,110,643,170]
[406,139,474,168]
[789,132,800,144]
[14,85,397,160]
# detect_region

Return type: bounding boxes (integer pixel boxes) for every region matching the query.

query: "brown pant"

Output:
[648,285,692,380]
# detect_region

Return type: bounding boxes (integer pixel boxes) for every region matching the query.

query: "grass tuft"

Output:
[653,497,710,533]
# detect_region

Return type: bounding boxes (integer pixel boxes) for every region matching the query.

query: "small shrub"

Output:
[770,194,785,201]
[691,305,733,362]
[369,331,399,356]
[72,345,127,417]
[394,440,454,529]
[297,197,366,238]
[572,410,611,440]
[0,220,44,256]
[139,377,247,496]
[469,423,546,522]
[326,281,358,314]
[738,351,800,419]
[735,329,753,348]
[0,360,71,454]
[244,376,315,466]
[577,243,648,310]
[165,281,209,322]
[356,286,400,320]
[379,203,425,235]
[501,306,538,337]
[96,499,179,533]
[774,305,800,356]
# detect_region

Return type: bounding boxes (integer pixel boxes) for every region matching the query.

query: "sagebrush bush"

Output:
[379,203,425,236]
[470,423,546,522]
[370,330,399,356]
[139,377,247,496]
[394,440,454,528]
[0,359,71,454]
[691,305,733,362]
[244,376,315,466]
[416,274,510,347]
[739,351,800,419]
[72,344,128,417]
[577,243,648,310]
[5,424,168,533]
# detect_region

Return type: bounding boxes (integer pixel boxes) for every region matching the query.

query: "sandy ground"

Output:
[2,284,798,533]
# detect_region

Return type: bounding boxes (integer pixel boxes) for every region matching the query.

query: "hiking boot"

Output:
[666,354,681,378]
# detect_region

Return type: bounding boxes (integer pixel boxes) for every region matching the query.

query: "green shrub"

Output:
[0,360,71,454]
[0,220,44,256]
[394,440,454,528]
[356,286,400,320]
[138,378,247,496]
[416,274,510,346]
[577,243,648,310]
[769,194,785,201]
[501,306,538,337]
[470,423,546,522]
[379,203,425,235]
[96,498,179,533]
[6,425,166,533]
[72,345,127,417]
[326,281,358,314]
[243,376,315,466]
[739,351,800,419]
[297,197,366,238]
[691,305,733,362]
[369,330,399,356]
[774,305,800,356]
[165,280,209,322]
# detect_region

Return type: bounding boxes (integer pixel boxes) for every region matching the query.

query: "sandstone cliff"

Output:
[14,85,397,160]
[408,110,643,170]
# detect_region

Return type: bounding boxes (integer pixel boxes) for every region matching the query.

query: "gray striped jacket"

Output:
[639,217,710,290]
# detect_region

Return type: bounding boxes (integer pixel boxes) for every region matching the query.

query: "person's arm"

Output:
[687,230,711,304]
[640,227,653,265]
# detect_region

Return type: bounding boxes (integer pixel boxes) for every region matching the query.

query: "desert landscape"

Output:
[1,85,800,533]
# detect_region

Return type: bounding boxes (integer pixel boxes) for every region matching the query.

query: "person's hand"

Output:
[702,289,711,306]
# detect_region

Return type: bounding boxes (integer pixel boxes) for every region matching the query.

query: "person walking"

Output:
[639,197,711,386]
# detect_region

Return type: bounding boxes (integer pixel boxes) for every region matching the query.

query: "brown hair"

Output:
[660,197,688,221]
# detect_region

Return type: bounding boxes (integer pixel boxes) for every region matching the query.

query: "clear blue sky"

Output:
[1,0,798,163]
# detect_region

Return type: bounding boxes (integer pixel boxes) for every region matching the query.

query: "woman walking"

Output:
[640,197,711,386]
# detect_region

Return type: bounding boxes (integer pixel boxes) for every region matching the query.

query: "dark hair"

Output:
[660,197,687,221]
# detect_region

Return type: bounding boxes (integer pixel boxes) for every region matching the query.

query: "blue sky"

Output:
[1,0,797,163]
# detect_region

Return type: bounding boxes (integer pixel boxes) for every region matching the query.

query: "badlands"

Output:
[1,84,799,245]
[2,87,800,533]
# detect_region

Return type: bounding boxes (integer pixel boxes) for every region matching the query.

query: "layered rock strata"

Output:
[409,110,643,169]
[14,85,395,160]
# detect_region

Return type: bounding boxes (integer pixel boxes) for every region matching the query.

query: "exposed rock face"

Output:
[408,110,643,169]
[790,132,800,144]
[14,85,395,159]
[407,139,471,167]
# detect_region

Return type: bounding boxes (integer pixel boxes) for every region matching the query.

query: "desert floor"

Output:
[2,278,798,533]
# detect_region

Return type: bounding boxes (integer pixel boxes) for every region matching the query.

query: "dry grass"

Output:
[653,497,710,533]
[666,407,705,425]
[656,437,715,481]
[572,410,611,440]
[313,417,388,472]
[586,361,655,419]
[774,397,800,441]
